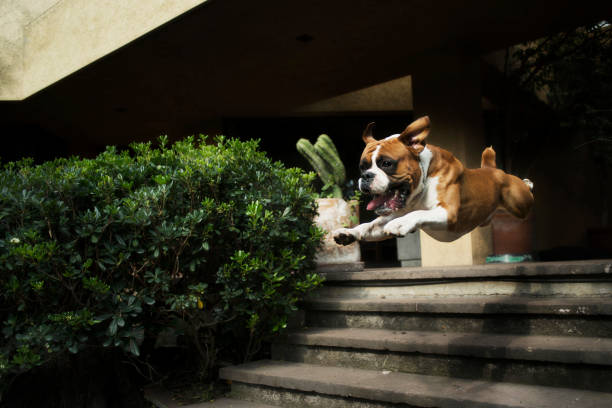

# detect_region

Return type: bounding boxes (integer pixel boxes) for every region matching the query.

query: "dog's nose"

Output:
[362,171,375,180]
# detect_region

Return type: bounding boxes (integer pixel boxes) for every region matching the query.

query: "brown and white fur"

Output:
[333,116,534,245]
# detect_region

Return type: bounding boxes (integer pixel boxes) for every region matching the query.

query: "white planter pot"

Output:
[314,198,362,271]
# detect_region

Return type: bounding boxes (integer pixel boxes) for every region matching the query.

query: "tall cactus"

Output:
[296,134,346,198]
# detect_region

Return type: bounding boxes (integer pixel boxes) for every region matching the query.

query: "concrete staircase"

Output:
[220,260,612,407]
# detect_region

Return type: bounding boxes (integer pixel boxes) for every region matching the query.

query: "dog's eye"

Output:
[380,159,393,168]
[359,161,370,171]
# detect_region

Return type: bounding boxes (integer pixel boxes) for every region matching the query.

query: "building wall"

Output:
[1,0,208,100]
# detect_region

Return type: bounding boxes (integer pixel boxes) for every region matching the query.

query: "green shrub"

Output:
[0,136,324,386]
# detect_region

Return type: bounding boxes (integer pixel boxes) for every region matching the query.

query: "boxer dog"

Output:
[333,116,534,245]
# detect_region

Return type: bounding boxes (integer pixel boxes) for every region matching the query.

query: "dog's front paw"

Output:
[333,228,358,246]
[383,219,417,237]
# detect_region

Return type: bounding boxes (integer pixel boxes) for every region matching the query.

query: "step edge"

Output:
[302,296,612,315]
[279,328,612,365]
[321,261,612,282]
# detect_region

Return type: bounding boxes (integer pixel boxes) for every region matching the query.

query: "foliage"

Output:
[509,21,612,222]
[511,22,612,168]
[296,134,346,198]
[0,136,324,389]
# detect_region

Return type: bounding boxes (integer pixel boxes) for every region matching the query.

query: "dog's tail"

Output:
[481,146,497,168]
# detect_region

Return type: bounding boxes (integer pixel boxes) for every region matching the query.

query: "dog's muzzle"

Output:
[358,172,375,194]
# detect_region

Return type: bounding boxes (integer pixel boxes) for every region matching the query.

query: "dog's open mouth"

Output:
[366,187,409,215]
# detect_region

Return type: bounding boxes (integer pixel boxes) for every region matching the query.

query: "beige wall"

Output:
[0,0,207,100]
[0,0,59,99]
[295,76,413,114]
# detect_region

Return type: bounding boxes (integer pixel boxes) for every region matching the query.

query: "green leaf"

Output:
[129,338,140,356]
[95,313,113,321]
[109,318,118,336]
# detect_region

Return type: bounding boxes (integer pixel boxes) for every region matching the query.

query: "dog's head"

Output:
[358,116,431,215]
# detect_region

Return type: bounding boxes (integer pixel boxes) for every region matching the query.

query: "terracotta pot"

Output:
[491,210,533,255]
[314,198,362,270]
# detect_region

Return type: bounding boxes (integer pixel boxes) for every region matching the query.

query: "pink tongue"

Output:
[367,194,392,211]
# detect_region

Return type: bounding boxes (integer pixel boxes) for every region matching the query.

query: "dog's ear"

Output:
[362,122,376,144]
[399,116,430,151]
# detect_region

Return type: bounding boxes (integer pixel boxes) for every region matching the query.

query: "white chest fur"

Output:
[403,146,437,211]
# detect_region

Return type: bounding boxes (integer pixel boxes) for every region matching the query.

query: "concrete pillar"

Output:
[397,230,422,267]
[411,54,493,266]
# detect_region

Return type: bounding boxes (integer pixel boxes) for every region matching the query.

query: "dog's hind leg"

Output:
[500,175,534,219]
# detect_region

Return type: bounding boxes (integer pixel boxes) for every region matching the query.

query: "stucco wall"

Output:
[0,0,207,100]
[0,0,58,99]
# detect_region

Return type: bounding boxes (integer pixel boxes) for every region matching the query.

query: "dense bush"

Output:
[0,136,324,390]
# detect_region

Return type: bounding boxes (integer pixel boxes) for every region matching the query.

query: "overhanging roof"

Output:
[3,0,611,145]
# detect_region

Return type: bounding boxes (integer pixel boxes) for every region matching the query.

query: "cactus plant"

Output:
[296,134,346,198]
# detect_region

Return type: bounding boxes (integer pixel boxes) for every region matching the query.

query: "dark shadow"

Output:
[1,122,69,164]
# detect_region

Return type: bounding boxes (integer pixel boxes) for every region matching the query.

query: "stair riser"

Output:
[311,281,612,298]
[272,344,612,393]
[231,382,422,408]
[306,310,612,337]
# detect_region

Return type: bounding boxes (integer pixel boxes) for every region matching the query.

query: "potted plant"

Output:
[297,134,363,271]
[488,209,534,263]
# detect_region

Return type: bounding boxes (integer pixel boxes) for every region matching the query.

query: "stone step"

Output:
[305,308,612,337]
[320,260,612,283]
[303,296,612,315]
[272,327,612,392]
[220,360,612,408]
[314,261,612,298]
[303,296,612,337]
[277,327,612,365]
[310,279,612,298]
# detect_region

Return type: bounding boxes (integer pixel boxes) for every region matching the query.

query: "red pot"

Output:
[491,210,533,255]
